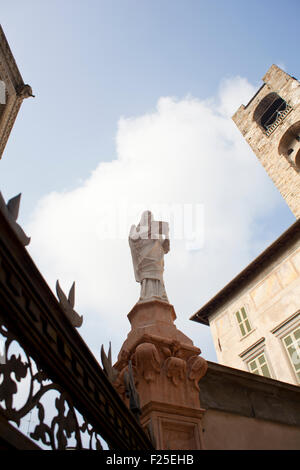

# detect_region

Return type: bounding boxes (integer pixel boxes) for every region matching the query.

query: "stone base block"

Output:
[141,401,206,450]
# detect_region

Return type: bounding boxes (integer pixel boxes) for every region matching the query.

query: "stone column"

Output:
[113,300,207,450]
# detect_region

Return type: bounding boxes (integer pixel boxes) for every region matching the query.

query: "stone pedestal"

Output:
[113,300,207,450]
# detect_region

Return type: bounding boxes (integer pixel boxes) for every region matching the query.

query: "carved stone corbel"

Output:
[134,342,161,383]
[164,356,186,386]
[187,355,208,391]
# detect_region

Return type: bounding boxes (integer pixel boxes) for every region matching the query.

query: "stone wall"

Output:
[199,361,300,450]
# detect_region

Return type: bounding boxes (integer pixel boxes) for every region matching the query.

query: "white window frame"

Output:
[247,352,272,378]
[272,311,300,384]
[239,338,274,379]
[282,328,300,383]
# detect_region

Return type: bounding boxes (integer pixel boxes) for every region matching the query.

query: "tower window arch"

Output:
[278,121,300,170]
[295,150,300,170]
[253,92,292,136]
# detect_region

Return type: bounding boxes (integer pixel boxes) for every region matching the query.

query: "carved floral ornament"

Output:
[164,356,186,386]
[102,337,208,397]
[162,341,208,388]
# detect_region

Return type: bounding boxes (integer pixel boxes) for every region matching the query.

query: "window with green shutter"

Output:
[235,307,252,337]
[247,353,272,378]
[282,326,300,383]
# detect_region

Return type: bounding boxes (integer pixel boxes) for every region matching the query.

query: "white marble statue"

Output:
[129,211,170,303]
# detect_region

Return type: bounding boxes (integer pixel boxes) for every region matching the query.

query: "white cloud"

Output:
[26,76,280,364]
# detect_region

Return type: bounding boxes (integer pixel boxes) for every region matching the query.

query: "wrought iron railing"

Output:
[0,207,152,450]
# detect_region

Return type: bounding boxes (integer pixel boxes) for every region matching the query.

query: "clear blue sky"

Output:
[0,0,298,232]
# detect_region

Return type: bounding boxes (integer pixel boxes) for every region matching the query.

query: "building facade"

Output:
[191,221,300,386]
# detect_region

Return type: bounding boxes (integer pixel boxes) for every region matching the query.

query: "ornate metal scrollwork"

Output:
[0,320,104,450]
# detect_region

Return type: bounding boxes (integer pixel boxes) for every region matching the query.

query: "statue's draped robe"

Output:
[129,231,169,303]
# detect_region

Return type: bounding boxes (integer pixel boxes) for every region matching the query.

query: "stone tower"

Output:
[232,64,300,218]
